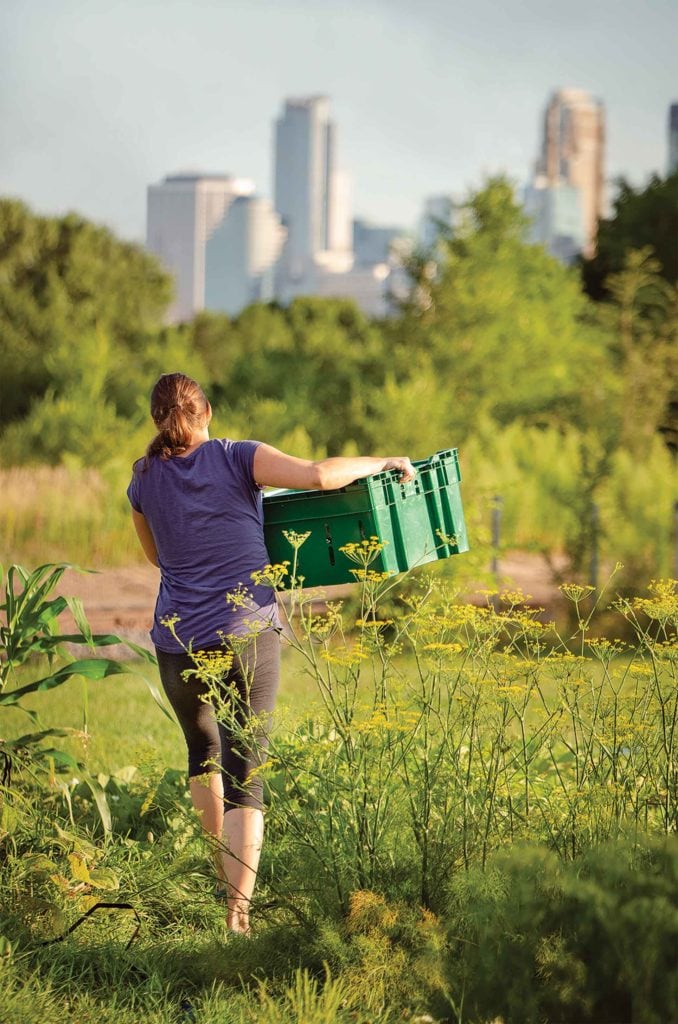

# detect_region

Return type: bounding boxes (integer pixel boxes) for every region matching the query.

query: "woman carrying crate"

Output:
[127,372,415,935]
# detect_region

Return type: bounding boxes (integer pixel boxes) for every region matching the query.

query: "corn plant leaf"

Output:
[54,634,156,664]
[0,658,128,706]
[64,597,94,647]
[1,563,96,665]
[1,704,39,726]
[138,673,175,723]
[32,748,82,771]
[0,728,76,750]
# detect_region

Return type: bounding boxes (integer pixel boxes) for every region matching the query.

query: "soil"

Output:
[56,551,571,658]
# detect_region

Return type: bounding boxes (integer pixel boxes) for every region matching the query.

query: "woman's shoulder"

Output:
[213,438,262,455]
[213,438,263,486]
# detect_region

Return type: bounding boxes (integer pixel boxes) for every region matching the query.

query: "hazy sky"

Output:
[1,0,676,242]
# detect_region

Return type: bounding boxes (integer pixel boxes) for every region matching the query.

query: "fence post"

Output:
[491,495,503,608]
[590,501,599,591]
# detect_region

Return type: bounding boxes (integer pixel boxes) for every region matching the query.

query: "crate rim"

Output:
[263,447,461,502]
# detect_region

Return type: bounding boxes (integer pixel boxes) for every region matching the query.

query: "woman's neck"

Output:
[179,427,210,457]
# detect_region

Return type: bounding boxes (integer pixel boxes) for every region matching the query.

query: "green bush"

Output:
[444,837,678,1023]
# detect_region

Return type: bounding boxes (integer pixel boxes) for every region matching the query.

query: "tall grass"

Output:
[0,465,138,567]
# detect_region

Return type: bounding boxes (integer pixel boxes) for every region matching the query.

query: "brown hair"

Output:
[143,373,210,466]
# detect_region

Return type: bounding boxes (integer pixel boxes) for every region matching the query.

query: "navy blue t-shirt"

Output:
[127,438,279,653]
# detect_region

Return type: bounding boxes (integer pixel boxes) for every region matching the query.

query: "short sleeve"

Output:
[229,439,262,489]
[126,470,142,513]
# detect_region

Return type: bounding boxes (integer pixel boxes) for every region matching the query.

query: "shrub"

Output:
[443,836,678,1024]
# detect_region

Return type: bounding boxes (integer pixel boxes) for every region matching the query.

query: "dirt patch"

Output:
[56,552,570,657]
[57,565,158,655]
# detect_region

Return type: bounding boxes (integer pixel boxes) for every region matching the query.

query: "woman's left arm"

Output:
[131,510,160,567]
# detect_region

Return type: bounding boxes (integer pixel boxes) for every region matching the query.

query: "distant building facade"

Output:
[312,263,392,318]
[273,95,353,300]
[147,173,258,322]
[669,103,678,175]
[353,219,404,266]
[533,88,605,259]
[204,195,286,317]
[523,179,585,264]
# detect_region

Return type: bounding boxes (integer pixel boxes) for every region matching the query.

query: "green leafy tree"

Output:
[0,198,172,426]
[601,248,677,454]
[582,171,678,298]
[179,298,389,456]
[388,178,615,442]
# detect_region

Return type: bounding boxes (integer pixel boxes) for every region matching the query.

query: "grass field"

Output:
[1,566,677,1023]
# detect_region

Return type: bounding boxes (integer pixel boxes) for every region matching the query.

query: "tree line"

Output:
[1,175,676,584]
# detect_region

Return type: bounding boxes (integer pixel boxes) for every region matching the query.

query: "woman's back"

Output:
[128,438,278,652]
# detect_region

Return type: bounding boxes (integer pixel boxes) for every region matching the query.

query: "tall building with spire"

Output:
[534,88,605,258]
[273,95,353,300]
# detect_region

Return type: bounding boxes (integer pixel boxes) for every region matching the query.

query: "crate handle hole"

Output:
[324,523,336,566]
[358,519,366,540]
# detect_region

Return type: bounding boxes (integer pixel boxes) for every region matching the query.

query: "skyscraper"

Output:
[273,96,353,298]
[523,180,585,264]
[353,219,405,266]
[146,173,254,322]
[536,89,605,258]
[204,195,286,316]
[668,103,678,175]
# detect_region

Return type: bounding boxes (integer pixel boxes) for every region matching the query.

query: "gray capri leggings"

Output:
[155,628,281,811]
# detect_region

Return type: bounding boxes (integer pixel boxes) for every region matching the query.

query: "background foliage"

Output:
[1,174,677,588]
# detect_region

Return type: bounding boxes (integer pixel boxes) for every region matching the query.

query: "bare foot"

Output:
[228,899,251,936]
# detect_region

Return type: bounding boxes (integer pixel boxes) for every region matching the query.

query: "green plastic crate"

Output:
[262,448,469,588]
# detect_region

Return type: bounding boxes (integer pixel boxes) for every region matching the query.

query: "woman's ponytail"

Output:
[142,373,209,468]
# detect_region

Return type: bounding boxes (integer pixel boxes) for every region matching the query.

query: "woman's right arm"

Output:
[253,443,416,491]
[131,509,160,567]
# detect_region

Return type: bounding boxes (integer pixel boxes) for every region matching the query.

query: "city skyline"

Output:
[1,0,675,243]
[145,87,609,323]
[146,97,398,322]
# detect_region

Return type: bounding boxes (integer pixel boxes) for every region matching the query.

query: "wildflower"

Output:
[340,537,387,567]
[282,529,311,550]
[422,642,462,653]
[182,649,234,682]
[321,646,369,668]
[559,583,595,602]
[224,583,254,610]
[632,579,678,625]
[586,637,626,663]
[355,618,393,629]
[251,562,290,589]
[499,589,533,606]
[628,662,653,677]
[349,568,394,584]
